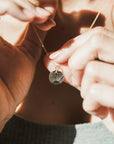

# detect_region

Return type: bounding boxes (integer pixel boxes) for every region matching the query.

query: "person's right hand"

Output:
[44,27,114,133]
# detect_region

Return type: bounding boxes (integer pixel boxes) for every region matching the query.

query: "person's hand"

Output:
[44,27,114,133]
[0,0,57,31]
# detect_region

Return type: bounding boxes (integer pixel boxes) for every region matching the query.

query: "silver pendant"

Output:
[49,70,64,85]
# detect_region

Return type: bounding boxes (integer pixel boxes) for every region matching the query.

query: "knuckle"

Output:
[89,84,97,96]
[63,39,75,48]
[68,58,75,70]
[93,27,105,34]
[7,2,15,11]
[90,27,106,45]
[90,33,104,46]
[85,61,96,76]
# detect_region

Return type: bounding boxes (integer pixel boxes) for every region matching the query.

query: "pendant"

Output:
[49,70,64,85]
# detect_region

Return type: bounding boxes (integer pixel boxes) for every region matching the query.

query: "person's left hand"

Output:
[0,0,58,31]
[44,27,114,133]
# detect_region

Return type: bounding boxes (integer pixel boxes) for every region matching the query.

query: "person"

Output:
[0,0,57,132]
[0,0,114,143]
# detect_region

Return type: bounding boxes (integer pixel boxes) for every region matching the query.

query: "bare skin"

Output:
[0,0,57,132]
[0,0,114,133]
[17,0,114,130]
[45,0,114,133]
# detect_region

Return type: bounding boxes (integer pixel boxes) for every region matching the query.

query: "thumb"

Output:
[39,0,58,15]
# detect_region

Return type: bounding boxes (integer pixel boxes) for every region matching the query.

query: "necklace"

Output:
[32,12,100,86]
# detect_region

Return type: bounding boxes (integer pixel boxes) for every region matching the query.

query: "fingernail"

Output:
[49,51,60,59]
[44,7,55,14]
[36,7,50,18]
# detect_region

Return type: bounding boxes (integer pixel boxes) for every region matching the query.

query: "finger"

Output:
[39,0,57,14]
[83,83,114,109]
[103,112,114,134]
[44,54,81,91]
[67,33,114,87]
[0,0,9,15]
[68,34,114,72]
[83,93,108,119]
[15,0,51,23]
[49,34,91,63]
[15,0,37,13]
[0,0,35,21]
[71,70,84,87]
[44,55,72,84]
[82,82,109,119]
[48,27,114,63]
[7,2,35,21]
[28,0,57,16]
[81,61,114,98]
[44,6,56,16]
[48,32,92,63]
[33,7,51,23]
[49,38,77,63]
[28,0,39,7]
[36,17,56,31]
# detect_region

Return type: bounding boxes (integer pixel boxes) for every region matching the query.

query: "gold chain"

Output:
[32,12,100,55]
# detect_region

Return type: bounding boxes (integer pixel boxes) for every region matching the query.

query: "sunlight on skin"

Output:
[15,102,23,113]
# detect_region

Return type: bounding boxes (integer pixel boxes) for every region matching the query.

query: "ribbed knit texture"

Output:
[0,115,114,144]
